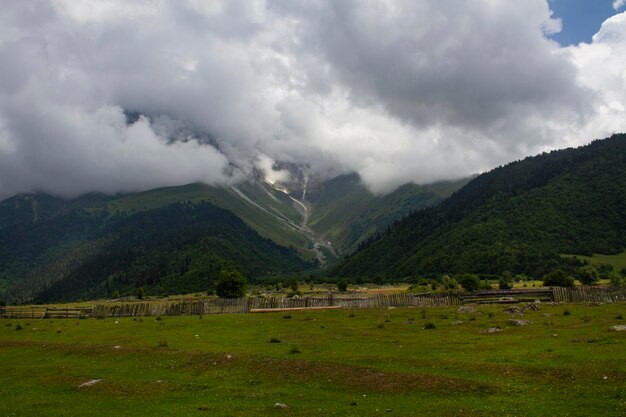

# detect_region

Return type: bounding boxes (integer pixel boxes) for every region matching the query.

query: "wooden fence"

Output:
[552,285,626,303]
[459,289,554,304]
[0,306,92,319]
[1,286,625,319]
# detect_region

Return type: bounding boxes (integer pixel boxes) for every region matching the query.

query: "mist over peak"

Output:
[1,1,626,200]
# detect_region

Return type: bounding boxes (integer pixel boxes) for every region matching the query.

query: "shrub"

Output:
[459,274,481,291]
[111,291,120,299]
[424,322,436,330]
[289,346,301,354]
[563,309,571,316]
[377,323,385,329]
[157,340,168,348]
[610,275,624,287]
[215,268,247,298]
[269,337,281,343]
[578,268,599,286]
[615,314,623,320]
[543,270,574,287]
[336,279,348,292]
[15,323,23,331]
[479,280,493,290]
[598,263,614,279]
[499,272,514,289]
[0,299,5,307]
[442,275,458,290]
[282,314,292,319]
[136,287,145,299]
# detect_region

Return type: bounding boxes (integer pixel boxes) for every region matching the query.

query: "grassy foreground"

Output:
[0,303,625,416]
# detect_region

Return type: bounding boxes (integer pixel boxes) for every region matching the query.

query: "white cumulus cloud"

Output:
[0,1,625,198]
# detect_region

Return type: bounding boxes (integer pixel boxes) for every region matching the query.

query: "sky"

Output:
[548,0,623,45]
[1,0,626,199]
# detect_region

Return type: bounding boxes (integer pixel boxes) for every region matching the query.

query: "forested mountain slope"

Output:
[0,170,467,302]
[335,134,626,279]
[307,174,470,254]
[0,201,310,303]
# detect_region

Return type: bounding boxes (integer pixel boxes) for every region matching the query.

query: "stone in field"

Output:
[480,327,502,334]
[609,325,626,332]
[79,379,102,388]
[507,319,531,326]
[274,403,289,410]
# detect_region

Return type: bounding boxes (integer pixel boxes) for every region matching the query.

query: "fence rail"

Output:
[0,306,92,319]
[1,286,625,319]
[552,285,626,303]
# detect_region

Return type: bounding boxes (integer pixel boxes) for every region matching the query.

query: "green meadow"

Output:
[1,303,625,416]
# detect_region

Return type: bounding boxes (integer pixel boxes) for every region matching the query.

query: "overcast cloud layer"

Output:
[1,0,625,198]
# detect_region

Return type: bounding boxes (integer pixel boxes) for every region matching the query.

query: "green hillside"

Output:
[106,182,310,254]
[1,201,311,303]
[308,174,469,253]
[336,134,626,280]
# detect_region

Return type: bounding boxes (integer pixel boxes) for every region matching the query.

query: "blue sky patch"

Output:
[548,0,623,45]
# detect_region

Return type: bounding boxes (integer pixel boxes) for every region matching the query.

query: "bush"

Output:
[499,272,514,289]
[15,323,23,331]
[578,268,599,285]
[336,279,348,292]
[269,337,281,343]
[289,346,301,354]
[610,275,624,287]
[479,280,493,290]
[136,287,145,299]
[543,270,575,287]
[0,299,5,307]
[459,274,480,291]
[424,322,436,330]
[215,268,247,298]
[157,340,168,348]
[598,263,614,279]
[498,277,513,289]
[111,291,120,299]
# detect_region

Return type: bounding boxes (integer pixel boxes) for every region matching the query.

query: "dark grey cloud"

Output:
[0,0,624,198]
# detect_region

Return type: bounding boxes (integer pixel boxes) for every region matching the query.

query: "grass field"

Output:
[565,251,626,272]
[1,303,625,416]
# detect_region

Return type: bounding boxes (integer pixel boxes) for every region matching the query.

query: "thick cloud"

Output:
[0,0,625,198]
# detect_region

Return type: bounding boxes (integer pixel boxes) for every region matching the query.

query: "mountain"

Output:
[306,174,470,254]
[95,172,467,264]
[335,134,626,280]
[0,171,466,302]
[1,200,311,303]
